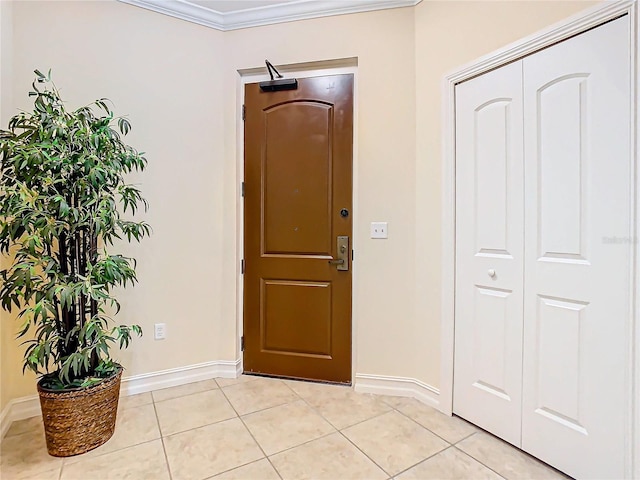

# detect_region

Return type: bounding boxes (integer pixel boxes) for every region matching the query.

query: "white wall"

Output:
[0,0,15,413]
[3,0,227,404]
[0,0,597,408]
[414,0,599,388]
[221,6,418,376]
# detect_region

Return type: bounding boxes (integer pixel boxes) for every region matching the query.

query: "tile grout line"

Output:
[230,393,309,419]
[335,428,394,477]
[51,384,440,479]
[266,430,337,458]
[228,399,296,418]
[450,443,508,480]
[217,379,284,480]
[201,458,276,480]
[231,378,384,476]
[152,384,259,480]
[150,380,297,448]
[383,400,458,476]
[280,377,453,476]
[150,380,221,405]
[151,393,175,480]
[55,398,161,469]
[337,407,392,431]
[215,375,270,392]
[61,438,167,476]
[153,386,236,438]
[452,430,478,446]
[244,377,340,458]
[277,380,347,429]
[380,397,460,439]
[335,404,450,478]
[215,375,262,388]
[61,436,160,467]
[391,445,466,479]
[292,389,398,476]
[219,377,302,417]
[453,432,571,479]
[390,403,465,446]
[2,417,42,440]
[284,380,393,432]
[4,378,561,480]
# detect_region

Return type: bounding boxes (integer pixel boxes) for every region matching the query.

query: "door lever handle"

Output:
[329,236,350,271]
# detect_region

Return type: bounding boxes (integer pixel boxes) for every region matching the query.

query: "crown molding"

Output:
[118,0,420,31]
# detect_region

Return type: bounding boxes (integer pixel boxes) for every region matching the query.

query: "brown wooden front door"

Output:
[243,74,353,383]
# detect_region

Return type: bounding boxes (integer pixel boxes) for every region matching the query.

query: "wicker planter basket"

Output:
[37,367,123,457]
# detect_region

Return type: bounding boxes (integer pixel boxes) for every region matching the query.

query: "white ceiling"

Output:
[118,0,420,31]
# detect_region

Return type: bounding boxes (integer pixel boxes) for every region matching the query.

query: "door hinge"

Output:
[242,104,246,121]
[352,249,355,261]
[241,181,245,197]
[241,259,245,274]
[241,335,245,351]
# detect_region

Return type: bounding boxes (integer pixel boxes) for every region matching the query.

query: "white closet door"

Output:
[454,61,525,447]
[522,16,631,479]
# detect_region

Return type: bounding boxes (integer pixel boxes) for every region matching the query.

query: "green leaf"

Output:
[0,70,151,388]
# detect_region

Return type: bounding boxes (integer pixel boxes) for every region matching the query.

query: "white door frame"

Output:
[236,58,360,381]
[440,1,639,477]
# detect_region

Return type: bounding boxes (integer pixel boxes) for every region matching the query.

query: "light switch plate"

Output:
[370,222,388,239]
[154,323,166,340]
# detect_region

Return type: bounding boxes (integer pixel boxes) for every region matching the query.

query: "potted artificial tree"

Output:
[0,70,150,457]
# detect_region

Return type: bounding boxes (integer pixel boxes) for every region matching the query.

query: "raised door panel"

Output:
[261,280,332,357]
[454,60,524,447]
[522,16,631,479]
[475,100,512,257]
[536,76,588,262]
[263,102,332,256]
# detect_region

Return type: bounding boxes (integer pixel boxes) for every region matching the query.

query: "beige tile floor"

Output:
[1,375,569,480]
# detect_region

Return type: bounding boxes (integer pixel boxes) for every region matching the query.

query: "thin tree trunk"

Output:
[46,241,64,350]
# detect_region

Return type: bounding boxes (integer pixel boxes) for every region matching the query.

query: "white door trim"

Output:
[236,59,359,381]
[632,4,639,478]
[440,1,639,477]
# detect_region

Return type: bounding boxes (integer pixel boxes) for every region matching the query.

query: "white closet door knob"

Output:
[488,269,496,278]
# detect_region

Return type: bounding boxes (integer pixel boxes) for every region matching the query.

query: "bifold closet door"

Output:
[521,16,631,479]
[453,61,525,447]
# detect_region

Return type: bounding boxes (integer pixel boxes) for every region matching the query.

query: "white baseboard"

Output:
[0,358,242,440]
[0,395,41,440]
[354,373,440,410]
[121,359,241,396]
[0,401,8,439]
